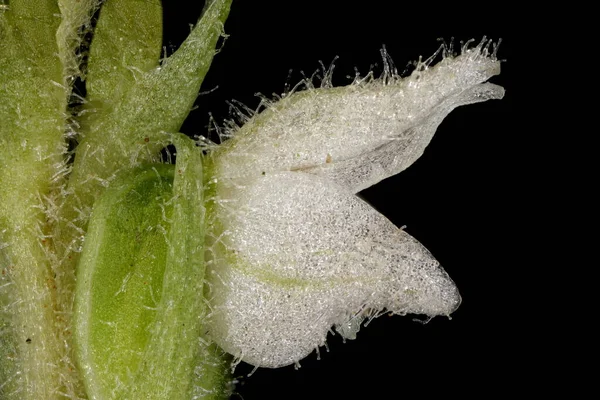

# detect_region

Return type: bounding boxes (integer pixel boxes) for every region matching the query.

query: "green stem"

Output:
[1,1,75,398]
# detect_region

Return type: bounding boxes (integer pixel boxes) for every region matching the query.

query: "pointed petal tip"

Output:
[423,269,462,317]
[441,278,462,316]
[387,265,462,318]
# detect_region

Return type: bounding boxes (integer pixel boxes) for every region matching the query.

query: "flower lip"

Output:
[205,171,463,368]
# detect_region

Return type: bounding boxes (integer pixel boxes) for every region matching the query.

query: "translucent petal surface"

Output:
[304,82,504,191]
[214,42,504,192]
[204,171,460,368]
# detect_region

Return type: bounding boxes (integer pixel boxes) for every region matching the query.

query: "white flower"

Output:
[203,40,504,368]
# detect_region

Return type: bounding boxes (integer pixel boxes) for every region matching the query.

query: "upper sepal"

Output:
[214,39,504,192]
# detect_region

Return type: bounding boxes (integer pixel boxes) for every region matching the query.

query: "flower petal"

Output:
[305,82,504,192]
[204,171,460,368]
[214,41,503,192]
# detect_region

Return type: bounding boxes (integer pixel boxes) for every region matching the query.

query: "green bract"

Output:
[74,136,230,399]
[74,164,176,398]
[1,1,232,398]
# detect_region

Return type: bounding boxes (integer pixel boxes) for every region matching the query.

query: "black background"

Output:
[163,1,521,398]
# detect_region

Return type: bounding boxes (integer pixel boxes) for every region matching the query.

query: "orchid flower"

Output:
[0,0,504,398]
[203,39,504,368]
